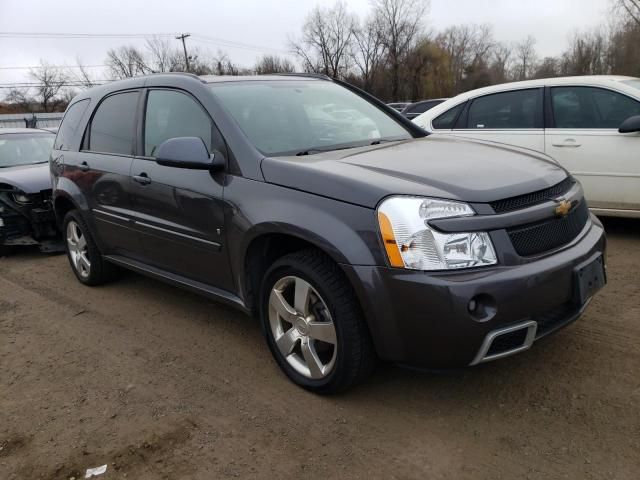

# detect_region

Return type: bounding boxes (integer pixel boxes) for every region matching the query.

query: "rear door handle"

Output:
[133,173,152,185]
[79,161,90,171]
[552,139,581,148]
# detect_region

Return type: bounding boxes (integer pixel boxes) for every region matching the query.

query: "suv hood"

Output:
[261,136,567,208]
[0,163,51,193]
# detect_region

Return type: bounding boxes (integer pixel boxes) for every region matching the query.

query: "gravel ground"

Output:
[1,217,639,480]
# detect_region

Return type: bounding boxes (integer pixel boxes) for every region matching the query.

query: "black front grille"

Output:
[507,200,589,257]
[491,177,574,213]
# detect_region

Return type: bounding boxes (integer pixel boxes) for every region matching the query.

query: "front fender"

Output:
[224,176,387,294]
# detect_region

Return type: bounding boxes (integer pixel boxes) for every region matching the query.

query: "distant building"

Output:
[0,112,64,129]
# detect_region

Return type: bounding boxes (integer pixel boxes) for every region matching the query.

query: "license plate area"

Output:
[574,253,606,305]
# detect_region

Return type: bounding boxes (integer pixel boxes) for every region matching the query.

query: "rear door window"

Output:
[55,99,90,151]
[551,86,640,128]
[88,91,139,155]
[467,89,542,129]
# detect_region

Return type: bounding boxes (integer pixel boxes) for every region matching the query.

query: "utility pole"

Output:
[175,33,191,72]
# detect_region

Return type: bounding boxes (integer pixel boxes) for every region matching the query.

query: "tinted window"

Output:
[432,103,465,129]
[551,86,640,128]
[54,99,89,150]
[88,91,138,155]
[210,80,411,156]
[144,90,214,157]
[0,133,54,167]
[467,89,541,129]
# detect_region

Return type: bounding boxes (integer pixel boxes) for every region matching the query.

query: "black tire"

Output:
[63,210,119,286]
[0,244,11,257]
[260,249,376,394]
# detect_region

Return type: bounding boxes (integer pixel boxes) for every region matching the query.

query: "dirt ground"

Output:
[1,217,639,480]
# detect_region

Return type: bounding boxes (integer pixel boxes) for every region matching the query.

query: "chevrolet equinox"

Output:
[51,73,606,393]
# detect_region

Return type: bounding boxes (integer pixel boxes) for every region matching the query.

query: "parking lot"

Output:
[0,217,637,479]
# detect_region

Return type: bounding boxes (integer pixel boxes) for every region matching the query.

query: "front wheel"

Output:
[261,250,376,394]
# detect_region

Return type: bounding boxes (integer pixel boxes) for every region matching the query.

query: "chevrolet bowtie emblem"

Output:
[555,199,572,217]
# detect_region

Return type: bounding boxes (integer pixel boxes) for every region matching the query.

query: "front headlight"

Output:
[377,196,497,270]
[12,192,33,204]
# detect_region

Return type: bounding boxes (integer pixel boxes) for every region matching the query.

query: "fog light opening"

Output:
[468,294,497,322]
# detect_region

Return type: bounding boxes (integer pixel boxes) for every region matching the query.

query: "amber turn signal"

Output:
[377,211,404,268]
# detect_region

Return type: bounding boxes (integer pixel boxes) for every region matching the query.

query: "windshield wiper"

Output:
[369,138,403,146]
[295,145,357,156]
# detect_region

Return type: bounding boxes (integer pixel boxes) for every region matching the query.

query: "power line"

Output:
[0,64,108,70]
[191,34,288,54]
[0,31,289,55]
[0,32,175,39]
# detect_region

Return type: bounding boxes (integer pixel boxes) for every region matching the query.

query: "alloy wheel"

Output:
[268,276,337,379]
[66,220,91,278]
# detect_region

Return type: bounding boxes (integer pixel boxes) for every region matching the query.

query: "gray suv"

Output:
[51,73,606,393]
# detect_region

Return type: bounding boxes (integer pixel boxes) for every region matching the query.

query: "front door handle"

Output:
[552,139,581,148]
[79,161,90,171]
[133,173,152,185]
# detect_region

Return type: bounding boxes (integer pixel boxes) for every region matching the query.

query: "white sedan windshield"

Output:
[0,133,54,168]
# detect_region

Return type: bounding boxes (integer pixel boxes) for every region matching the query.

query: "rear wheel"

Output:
[0,245,11,257]
[261,249,376,394]
[63,210,118,286]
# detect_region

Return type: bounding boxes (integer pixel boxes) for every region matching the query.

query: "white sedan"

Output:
[413,76,640,218]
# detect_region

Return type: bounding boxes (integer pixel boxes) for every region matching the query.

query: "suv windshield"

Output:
[622,79,640,92]
[209,80,412,156]
[0,133,54,168]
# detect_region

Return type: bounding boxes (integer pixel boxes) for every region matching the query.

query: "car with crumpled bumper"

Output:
[0,128,59,256]
[51,73,606,393]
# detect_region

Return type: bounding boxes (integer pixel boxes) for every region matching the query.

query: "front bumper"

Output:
[342,215,606,368]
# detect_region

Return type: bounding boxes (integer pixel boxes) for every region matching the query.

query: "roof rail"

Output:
[144,71,203,81]
[273,72,332,81]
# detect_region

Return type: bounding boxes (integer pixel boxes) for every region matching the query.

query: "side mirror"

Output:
[618,115,640,134]
[155,137,225,171]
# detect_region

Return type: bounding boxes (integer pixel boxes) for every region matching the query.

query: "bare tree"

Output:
[29,61,68,112]
[351,15,386,91]
[373,0,429,100]
[290,1,357,78]
[514,35,537,80]
[614,0,640,26]
[437,24,495,94]
[534,57,561,78]
[490,42,513,83]
[66,56,97,88]
[106,46,151,79]
[208,50,244,76]
[561,30,608,75]
[254,55,296,74]
[146,37,183,72]
[4,88,32,111]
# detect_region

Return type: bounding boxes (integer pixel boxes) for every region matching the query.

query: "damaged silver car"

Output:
[0,128,60,256]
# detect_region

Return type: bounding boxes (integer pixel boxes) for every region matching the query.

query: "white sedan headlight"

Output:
[377,196,497,270]
[12,192,33,204]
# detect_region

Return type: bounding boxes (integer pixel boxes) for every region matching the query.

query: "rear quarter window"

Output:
[432,102,465,129]
[54,99,90,151]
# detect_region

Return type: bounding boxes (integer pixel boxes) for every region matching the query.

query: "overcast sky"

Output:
[0,0,610,88]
